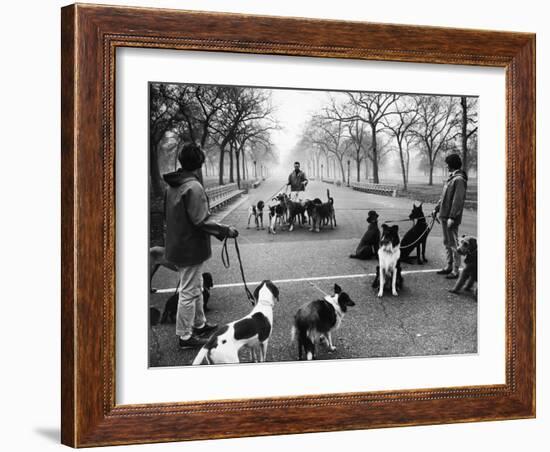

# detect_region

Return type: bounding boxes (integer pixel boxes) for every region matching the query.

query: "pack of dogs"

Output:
[256,189,336,234]
[149,200,477,365]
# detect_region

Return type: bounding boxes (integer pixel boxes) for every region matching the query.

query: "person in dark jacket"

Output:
[287,161,308,200]
[163,143,238,349]
[433,153,468,280]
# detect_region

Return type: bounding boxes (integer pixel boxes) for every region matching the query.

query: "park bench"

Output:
[206,183,245,210]
[252,180,261,188]
[321,178,335,184]
[350,181,398,197]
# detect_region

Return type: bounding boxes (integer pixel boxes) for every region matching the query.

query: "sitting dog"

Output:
[292,284,355,360]
[160,272,214,323]
[192,280,280,364]
[449,236,478,296]
[400,203,429,264]
[247,200,265,230]
[308,190,336,232]
[150,246,178,292]
[350,210,380,260]
[372,224,403,297]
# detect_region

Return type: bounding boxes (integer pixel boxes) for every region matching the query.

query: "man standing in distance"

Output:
[287,161,308,201]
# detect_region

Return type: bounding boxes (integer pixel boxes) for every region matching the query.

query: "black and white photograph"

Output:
[148,82,478,367]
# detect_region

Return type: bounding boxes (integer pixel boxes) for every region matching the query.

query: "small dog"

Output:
[292,284,355,360]
[160,272,214,323]
[350,210,380,259]
[247,201,265,230]
[400,203,430,264]
[372,224,402,297]
[308,190,336,232]
[449,236,478,296]
[150,246,178,292]
[192,280,280,364]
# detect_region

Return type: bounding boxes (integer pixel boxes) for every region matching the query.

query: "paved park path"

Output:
[149,178,477,367]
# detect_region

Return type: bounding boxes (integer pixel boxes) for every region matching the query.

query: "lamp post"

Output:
[253,160,257,179]
[321,163,324,180]
[347,160,350,187]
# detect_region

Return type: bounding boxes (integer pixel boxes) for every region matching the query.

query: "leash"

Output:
[399,214,438,250]
[221,237,256,306]
[307,280,330,297]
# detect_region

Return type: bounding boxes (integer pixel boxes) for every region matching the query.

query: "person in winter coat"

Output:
[163,143,238,349]
[433,153,468,280]
[287,161,308,200]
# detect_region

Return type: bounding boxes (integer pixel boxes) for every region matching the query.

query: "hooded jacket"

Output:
[437,170,468,224]
[163,169,230,267]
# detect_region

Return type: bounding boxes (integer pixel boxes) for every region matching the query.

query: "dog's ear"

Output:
[470,238,478,251]
[381,223,388,230]
[419,202,423,207]
[265,280,279,300]
[391,224,399,233]
[334,284,342,294]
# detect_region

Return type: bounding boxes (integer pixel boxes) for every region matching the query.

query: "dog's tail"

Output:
[327,189,333,205]
[192,346,208,365]
[290,325,297,342]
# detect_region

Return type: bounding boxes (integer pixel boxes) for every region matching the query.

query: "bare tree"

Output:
[411,95,459,185]
[459,96,478,174]
[382,96,418,190]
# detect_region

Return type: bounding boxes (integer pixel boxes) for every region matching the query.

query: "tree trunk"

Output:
[428,161,434,186]
[149,139,164,196]
[371,124,379,183]
[242,150,246,182]
[229,143,234,183]
[397,139,408,191]
[461,96,469,174]
[236,149,241,188]
[218,144,226,185]
[338,158,346,182]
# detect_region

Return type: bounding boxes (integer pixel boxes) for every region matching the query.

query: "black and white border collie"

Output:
[372,224,403,297]
[292,284,355,360]
[192,280,279,365]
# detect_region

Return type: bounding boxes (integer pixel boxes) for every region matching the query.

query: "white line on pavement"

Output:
[152,268,441,293]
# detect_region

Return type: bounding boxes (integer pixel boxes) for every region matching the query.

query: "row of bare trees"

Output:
[150,84,278,195]
[296,92,478,189]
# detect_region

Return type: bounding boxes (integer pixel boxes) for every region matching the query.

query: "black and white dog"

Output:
[268,194,287,234]
[192,280,280,365]
[292,284,355,360]
[247,201,265,230]
[372,224,403,297]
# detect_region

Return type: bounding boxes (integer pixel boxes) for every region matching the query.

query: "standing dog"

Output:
[268,194,287,234]
[192,280,280,364]
[247,201,265,230]
[400,203,430,264]
[372,224,402,297]
[292,284,355,360]
[449,236,478,296]
[350,210,380,259]
[149,246,178,292]
[308,190,336,232]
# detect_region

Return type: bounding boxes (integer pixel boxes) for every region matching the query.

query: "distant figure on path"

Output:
[287,161,308,200]
[433,153,468,280]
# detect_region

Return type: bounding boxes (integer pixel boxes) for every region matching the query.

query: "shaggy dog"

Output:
[350,210,380,260]
[449,236,478,296]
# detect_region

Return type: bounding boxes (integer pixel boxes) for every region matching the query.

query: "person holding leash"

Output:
[433,153,468,280]
[287,161,308,200]
[163,143,239,349]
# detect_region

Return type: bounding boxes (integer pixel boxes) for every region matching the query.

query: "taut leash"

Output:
[399,214,438,250]
[221,237,256,306]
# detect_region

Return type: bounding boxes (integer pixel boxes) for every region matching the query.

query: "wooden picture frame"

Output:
[61,3,535,447]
